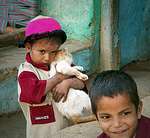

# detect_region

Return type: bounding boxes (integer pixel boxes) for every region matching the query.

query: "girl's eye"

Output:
[49,50,59,56]
[50,51,57,55]
[51,51,57,54]
[40,50,46,54]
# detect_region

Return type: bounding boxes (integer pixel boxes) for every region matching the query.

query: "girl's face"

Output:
[26,39,60,65]
[96,94,142,138]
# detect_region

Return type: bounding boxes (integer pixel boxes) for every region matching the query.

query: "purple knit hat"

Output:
[24,15,67,44]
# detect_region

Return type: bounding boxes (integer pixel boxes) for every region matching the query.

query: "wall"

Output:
[119,0,150,66]
[0,47,25,114]
[0,75,20,114]
[41,0,94,41]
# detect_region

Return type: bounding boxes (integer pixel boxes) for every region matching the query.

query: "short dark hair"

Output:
[24,30,66,47]
[89,70,140,115]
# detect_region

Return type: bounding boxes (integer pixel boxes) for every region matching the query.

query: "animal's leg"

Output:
[72,66,88,80]
[72,66,84,71]
[75,71,88,81]
[56,61,88,80]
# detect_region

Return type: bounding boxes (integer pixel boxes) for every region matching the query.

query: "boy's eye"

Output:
[121,111,132,116]
[99,115,110,121]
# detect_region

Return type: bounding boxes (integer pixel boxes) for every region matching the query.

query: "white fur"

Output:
[49,49,92,121]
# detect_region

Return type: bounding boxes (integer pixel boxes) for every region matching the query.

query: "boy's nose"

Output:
[112,117,122,128]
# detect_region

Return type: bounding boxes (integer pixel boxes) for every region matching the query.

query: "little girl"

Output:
[17,15,86,138]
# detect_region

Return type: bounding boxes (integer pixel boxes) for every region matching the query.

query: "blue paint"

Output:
[73,0,101,74]
[92,0,101,72]
[73,49,91,74]
[119,0,150,66]
[41,0,94,41]
[0,75,20,114]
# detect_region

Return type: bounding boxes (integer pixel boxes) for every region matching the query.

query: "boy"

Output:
[89,70,150,138]
[17,16,86,138]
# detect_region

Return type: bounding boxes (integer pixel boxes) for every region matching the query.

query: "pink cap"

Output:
[25,16,62,37]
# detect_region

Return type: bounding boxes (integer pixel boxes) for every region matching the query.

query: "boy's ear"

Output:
[137,101,143,119]
[25,43,32,53]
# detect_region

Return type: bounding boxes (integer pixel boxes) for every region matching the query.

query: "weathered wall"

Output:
[0,75,20,114]
[0,47,25,114]
[119,0,150,66]
[41,0,94,41]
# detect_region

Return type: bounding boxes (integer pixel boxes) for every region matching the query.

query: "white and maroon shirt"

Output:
[18,53,51,105]
[18,53,70,138]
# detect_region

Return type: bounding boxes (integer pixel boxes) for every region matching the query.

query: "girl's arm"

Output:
[52,77,86,102]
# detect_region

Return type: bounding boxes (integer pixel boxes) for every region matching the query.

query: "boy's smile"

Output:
[96,94,142,138]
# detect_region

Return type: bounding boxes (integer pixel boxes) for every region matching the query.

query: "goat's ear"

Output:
[62,48,65,52]
[60,48,66,53]
[65,48,71,56]
[63,47,68,52]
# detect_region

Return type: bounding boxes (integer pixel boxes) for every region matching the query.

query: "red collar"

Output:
[26,53,49,71]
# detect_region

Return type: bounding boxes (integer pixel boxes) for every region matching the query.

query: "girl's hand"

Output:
[52,79,70,102]
[54,72,70,81]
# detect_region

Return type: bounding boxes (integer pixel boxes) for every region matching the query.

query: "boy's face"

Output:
[96,94,142,138]
[26,39,60,65]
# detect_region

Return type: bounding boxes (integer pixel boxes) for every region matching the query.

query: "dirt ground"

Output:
[0,111,100,138]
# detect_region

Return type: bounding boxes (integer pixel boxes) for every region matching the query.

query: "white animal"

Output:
[49,49,93,123]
